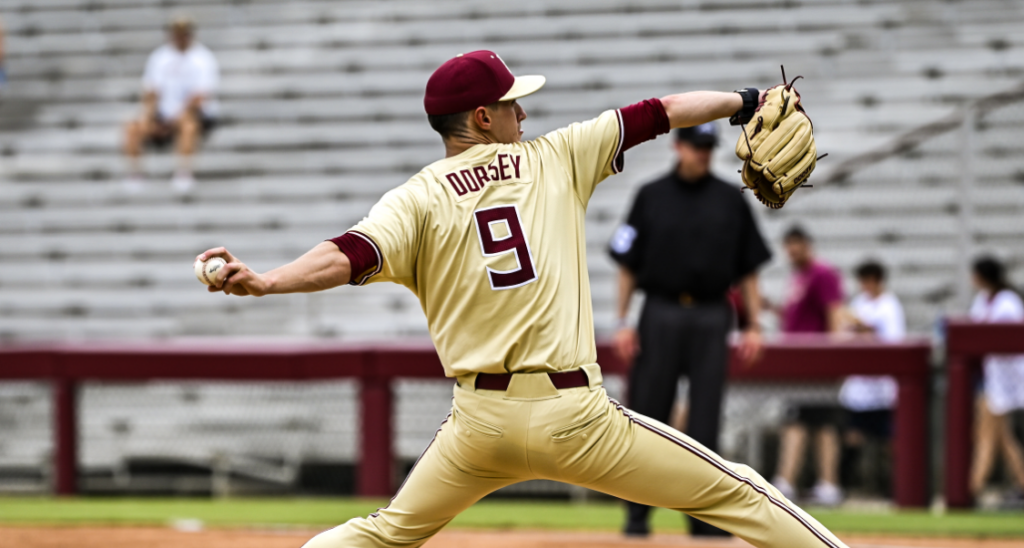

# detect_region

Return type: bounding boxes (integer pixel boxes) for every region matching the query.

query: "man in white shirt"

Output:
[122,17,220,193]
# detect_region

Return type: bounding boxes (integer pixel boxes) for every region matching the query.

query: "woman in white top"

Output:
[968,256,1024,500]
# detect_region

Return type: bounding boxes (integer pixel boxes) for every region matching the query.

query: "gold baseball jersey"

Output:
[345,110,625,377]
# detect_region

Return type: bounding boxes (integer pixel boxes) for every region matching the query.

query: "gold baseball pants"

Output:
[303,366,847,548]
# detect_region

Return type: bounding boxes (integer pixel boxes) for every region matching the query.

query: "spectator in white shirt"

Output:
[123,16,219,193]
[841,261,905,416]
[968,256,1024,504]
[836,261,906,498]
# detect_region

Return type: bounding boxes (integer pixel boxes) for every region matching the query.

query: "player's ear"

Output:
[473,106,491,130]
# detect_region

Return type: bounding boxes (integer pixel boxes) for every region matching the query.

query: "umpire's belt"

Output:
[651,292,726,307]
[474,369,590,391]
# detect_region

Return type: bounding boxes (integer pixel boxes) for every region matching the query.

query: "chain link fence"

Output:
[0,382,52,493]
[0,375,849,498]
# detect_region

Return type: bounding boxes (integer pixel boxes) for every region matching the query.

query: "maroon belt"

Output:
[474,370,590,391]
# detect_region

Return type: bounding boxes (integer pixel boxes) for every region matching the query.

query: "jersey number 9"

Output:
[473,205,537,291]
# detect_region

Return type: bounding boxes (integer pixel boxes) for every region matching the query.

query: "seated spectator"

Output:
[770,226,845,506]
[123,16,219,193]
[969,256,1024,507]
[837,261,905,494]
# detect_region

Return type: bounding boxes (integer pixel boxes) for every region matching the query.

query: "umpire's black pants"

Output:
[625,295,732,537]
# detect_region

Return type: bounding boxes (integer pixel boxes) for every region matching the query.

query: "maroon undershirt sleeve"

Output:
[328,232,379,285]
[619,98,671,152]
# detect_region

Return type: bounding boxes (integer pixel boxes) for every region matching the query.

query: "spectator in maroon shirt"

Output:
[780,226,844,333]
[771,226,846,506]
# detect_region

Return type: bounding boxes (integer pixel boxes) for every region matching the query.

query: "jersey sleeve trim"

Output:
[611,109,626,174]
[614,98,670,174]
[328,230,383,286]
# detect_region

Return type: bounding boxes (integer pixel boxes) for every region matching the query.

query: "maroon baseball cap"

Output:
[424,50,546,116]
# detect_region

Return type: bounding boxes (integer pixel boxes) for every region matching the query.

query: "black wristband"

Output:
[729,87,759,126]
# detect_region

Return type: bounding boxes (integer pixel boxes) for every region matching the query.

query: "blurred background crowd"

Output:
[0,0,1023,529]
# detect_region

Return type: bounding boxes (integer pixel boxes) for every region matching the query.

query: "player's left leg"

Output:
[571,394,848,548]
[303,389,529,548]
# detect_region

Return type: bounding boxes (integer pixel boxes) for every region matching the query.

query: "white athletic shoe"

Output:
[122,175,144,193]
[772,476,796,500]
[808,481,843,507]
[172,171,196,194]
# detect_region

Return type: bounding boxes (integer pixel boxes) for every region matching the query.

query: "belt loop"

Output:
[504,373,561,400]
[581,363,603,390]
[457,372,479,390]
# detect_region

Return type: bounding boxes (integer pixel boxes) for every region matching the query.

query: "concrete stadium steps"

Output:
[0,229,334,263]
[10,33,849,79]
[2,100,966,148]
[15,172,1020,263]
[7,58,1022,106]
[0,317,180,340]
[0,201,375,233]
[78,380,360,468]
[0,285,428,339]
[0,0,1023,345]
[4,0,1017,54]
[0,175,403,208]
[1,223,992,288]
[0,178,316,210]
[5,113,1021,182]
[1,4,901,49]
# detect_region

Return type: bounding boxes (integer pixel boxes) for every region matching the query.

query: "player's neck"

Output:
[443,133,497,158]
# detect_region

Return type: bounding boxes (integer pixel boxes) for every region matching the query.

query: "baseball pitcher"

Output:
[196,51,843,548]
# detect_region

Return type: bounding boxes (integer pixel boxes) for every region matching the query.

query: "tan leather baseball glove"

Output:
[735,71,818,209]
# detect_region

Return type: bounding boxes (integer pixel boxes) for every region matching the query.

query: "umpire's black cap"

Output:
[674,122,719,147]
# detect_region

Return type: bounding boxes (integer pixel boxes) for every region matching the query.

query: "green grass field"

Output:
[1,497,1023,538]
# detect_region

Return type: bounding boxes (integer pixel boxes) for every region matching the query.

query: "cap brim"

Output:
[499,75,546,101]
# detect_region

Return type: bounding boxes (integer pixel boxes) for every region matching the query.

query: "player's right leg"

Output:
[302,391,527,548]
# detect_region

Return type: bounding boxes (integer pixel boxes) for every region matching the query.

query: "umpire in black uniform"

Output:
[609,122,772,538]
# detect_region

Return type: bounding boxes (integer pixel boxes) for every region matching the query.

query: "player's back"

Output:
[346,111,624,376]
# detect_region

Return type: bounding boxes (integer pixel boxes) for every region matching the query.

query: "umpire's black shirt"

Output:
[609,170,771,301]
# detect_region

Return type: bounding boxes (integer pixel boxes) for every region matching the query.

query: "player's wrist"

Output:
[255,272,275,296]
[615,317,631,331]
[729,87,760,126]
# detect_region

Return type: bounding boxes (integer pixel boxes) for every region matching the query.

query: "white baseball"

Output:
[194,257,227,286]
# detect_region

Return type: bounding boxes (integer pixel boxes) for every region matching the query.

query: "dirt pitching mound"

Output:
[3,526,1024,548]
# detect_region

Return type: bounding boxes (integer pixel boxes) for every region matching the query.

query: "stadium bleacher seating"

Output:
[2,0,1022,341]
[1,0,1023,493]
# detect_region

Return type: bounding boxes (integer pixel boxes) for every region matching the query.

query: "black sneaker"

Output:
[623,521,650,537]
